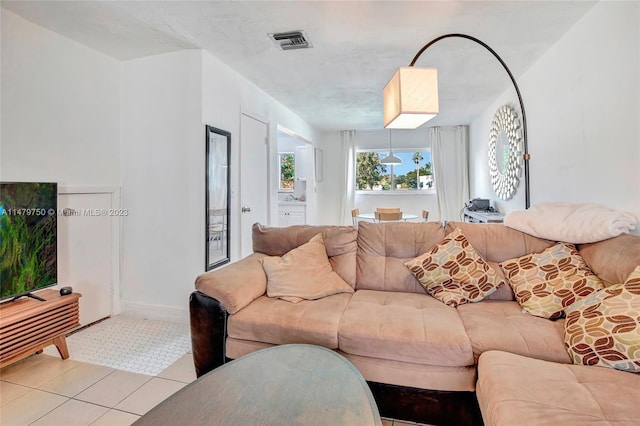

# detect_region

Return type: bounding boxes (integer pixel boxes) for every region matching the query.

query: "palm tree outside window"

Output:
[355,150,434,191]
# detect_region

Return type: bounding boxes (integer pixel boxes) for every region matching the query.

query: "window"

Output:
[355,150,434,192]
[279,153,295,191]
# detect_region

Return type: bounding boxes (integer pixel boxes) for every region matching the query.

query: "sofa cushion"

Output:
[477,350,640,426]
[564,266,640,373]
[356,222,446,294]
[338,290,474,367]
[227,293,351,349]
[225,338,273,360]
[404,228,504,307]
[340,352,477,392]
[253,223,358,287]
[457,300,571,364]
[484,261,514,301]
[445,222,554,263]
[262,233,353,303]
[578,233,640,286]
[500,242,604,319]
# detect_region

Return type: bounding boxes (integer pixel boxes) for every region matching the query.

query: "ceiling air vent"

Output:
[268,30,312,51]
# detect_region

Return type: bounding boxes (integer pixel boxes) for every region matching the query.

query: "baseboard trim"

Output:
[121,301,189,324]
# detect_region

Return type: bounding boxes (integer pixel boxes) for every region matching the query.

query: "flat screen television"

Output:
[0,182,58,301]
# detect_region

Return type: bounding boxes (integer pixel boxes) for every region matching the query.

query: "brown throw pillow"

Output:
[404,228,504,307]
[564,266,640,373]
[500,242,604,319]
[262,233,353,303]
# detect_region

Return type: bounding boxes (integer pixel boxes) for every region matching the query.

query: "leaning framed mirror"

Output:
[206,125,231,270]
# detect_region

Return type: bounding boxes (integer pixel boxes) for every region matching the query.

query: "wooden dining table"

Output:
[356,212,420,221]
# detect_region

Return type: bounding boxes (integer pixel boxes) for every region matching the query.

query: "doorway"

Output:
[276,126,314,225]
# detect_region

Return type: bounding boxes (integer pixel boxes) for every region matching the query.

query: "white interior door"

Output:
[57,192,113,326]
[240,113,269,257]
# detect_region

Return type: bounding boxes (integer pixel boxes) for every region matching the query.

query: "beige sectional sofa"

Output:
[189,221,640,425]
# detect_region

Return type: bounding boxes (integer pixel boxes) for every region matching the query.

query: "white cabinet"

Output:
[279,204,306,226]
[295,146,307,181]
[462,209,505,223]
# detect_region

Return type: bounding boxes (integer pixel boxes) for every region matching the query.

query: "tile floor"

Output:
[1,315,429,426]
[43,315,191,376]
[0,351,194,426]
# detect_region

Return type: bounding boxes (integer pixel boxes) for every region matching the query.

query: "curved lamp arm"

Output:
[409,33,530,209]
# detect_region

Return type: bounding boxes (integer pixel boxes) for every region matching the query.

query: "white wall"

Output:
[1,9,120,185]
[120,50,203,321]
[1,13,323,322]
[277,131,305,153]
[1,10,123,320]
[201,50,321,239]
[470,1,640,217]
[119,50,322,321]
[314,131,342,225]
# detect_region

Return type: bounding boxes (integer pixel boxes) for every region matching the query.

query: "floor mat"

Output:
[45,315,191,376]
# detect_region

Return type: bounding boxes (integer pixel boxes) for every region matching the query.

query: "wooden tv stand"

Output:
[0,289,81,368]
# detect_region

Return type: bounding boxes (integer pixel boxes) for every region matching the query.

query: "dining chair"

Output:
[351,208,360,226]
[422,209,429,222]
[209,221,225,249]
[376,207,401,214]
[209,209,227,250]
[375,211,403,222]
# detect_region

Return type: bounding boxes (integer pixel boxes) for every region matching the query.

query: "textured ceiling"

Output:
[1,1,596,131]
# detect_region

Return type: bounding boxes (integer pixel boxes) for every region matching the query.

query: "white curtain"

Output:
[431,126,470,222]
[339,130,356,225]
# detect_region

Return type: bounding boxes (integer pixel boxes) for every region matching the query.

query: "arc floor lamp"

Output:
[383,33,530,208]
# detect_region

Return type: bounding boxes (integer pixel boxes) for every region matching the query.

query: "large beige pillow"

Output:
[404,228,504,307]
[500,242,604,319]
[262,233,353,303]
[564,266,640,373]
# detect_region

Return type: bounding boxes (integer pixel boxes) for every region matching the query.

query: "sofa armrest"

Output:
[189,291,228,377]
[195,253,268,314]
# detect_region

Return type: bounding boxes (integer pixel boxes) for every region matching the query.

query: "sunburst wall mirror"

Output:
[488,105,523,200]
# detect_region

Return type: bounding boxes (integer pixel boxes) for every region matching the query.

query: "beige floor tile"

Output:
[74,370,151,408]
[0,381,32,407]
[155,352,196,383]
[91,409,140,426]
[31,398,109,426]
[0,352,54,379]
[381,418,394,426]
[1,354,79,388]
[38,362,115,397]
[114,377,186,415]
[0,388,68,425]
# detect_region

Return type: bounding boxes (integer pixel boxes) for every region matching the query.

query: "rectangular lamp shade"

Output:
[383,67,439,129]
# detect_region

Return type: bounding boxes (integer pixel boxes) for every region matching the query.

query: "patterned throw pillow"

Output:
[564,266,640,373]
[500,242,604,319]
[404,228,504,307]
